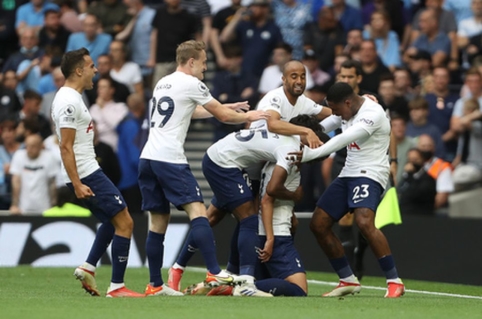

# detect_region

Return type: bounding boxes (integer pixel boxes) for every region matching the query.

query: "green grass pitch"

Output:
[1,266,481,319]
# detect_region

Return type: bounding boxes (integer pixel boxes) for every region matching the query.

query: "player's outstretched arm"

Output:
[265,110,323,148]
[59,128,95,199]
[203,99,269,124]
[191,101,250,119]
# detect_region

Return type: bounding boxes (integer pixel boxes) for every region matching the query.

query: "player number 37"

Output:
[151,96,175,128]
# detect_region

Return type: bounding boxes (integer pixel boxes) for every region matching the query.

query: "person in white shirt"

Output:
[89,76,128,152]
[51,47,143,298]
[289,82,405,298]
[258,43,314,96]
[9,134,57,215]
[109,40,144,97]
[138,40,269,296]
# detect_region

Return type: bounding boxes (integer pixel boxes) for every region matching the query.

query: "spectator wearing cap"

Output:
[15,0,59,35]
[271,0,313,60]
[220,0,283,79]
[302,49,331,87]
[404,8,451,67]
[407,50,432,93]
[258,43,314,96]
[406,96,446,159]
[303,6,345,72]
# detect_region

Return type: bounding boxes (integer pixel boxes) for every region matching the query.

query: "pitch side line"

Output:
[186,267,482,300]
[307,279,482,300]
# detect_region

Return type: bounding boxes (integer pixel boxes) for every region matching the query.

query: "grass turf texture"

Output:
[1,266,481,319]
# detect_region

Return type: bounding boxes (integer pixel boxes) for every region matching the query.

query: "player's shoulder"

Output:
[259,87,285,108]
[52,88,81,111]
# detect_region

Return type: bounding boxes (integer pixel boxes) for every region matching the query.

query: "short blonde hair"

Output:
[176,40,206,66]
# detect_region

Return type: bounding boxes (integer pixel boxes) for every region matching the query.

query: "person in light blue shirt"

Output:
[444,0,473,24]
[363,10,401,70]
[115,0,156,78]
[65,14,112,64]
[15,0,59,33]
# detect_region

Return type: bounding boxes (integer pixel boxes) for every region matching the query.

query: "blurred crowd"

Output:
[1,0,482,216]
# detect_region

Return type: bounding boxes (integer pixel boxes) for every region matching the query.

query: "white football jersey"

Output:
[339,97,391,187]
[207,123,300,172]
[51,87,100,183]
[258,162,300,236]
[251,87,323,127]
[140,71,213,163]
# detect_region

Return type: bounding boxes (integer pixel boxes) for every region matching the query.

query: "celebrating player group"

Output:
[51,40,404,299]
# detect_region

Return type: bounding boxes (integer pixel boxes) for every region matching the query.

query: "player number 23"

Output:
[150,96,175,128]
[352,184,369,200]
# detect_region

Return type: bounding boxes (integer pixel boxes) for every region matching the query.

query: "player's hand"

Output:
[362,94,378,103]
[306,130,323,148]
[287,149,303,166]
[258,239,274,263]
[74,184,95,199]
[390,162,398,186]
[9,205,21,215]
[246,110,270,122]
[293,185,303,202]
[227,101,249,112]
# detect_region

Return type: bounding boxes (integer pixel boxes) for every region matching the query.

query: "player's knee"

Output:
[354,215,373,233]
[114,211,134,234]
[309,218,324,236]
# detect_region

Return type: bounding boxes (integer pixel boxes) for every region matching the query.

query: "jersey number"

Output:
[150,96,175,128]
[352,184,369,201]
[235,128,268,142]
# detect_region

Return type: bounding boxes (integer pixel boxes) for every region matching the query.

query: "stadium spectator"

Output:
[393,67,416,101]
[301,49,331,87]
[89,76,128,152]
[0,120,20,210]
[358,39,391,94]
[15,90,51,140]
[406,96,446,159]
[116,93,147,214]
[271,0,313,60]
[87,0,131,37]
[57,0,82,33]
[210,45,259,142]
[181,0,213,50]
[363,10,402,71]
[361,0,407,42]
[115,0,156,84]
[0,0,21,65]
[0,83,22,120]
[2,70,19,93]
[303,6,345,72]
[452,98,482,189]
[148,0,201,87]
[424,66,459,161]
[444,0,473,25]
[220,0,282,79]
[65,14,113,65]
[343,28,363,59]
[457,0,482,51]
[378,74,409,121]
[15,117,42,144]
[108,40,143,97]
[43,126,64,189]
[36,48,63,95]
[330,0,363,32]
[15,0,59,35]
[85,54,130,105]
[391,115,416,184]
[40,66,65,117]
[210,0,242,68]
[451,68,482,134]
[406,50,432,93]
[397,148,437,215]
[93,122,122,186]
[38,9,70,53]
[1,28,44,93]
[417,134,454,209]
[404,8,451,67]
[9,134,57,215]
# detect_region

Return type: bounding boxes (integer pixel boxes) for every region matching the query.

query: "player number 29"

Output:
[151,96,175,128]
[352,184,369,200]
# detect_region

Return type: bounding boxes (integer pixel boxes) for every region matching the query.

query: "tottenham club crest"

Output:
[270,96,281,109]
